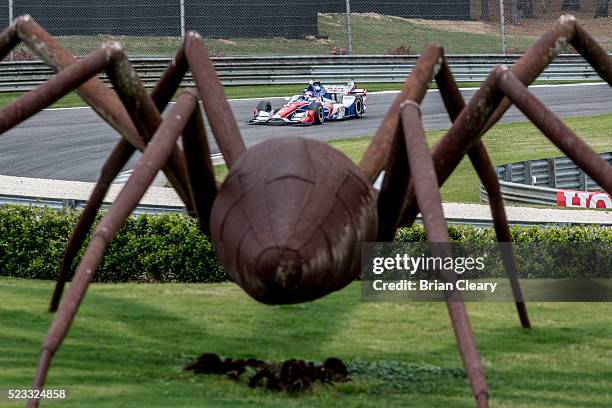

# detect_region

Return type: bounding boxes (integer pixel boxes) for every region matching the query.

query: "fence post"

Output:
[345,0,353,55]
[8,0,13,60]
[498,0,507,54]
[180,0,185,37]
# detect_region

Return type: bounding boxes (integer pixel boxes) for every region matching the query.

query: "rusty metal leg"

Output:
[182,91,218,234]
[398,16,588,227]
[12,16,144,149]
[104,43,194,211]
[358,44,444,240]
[184,32,246,168]
[29,92,198,408]
[11,16,193,212]
[400,101,489,407]
[498,71,612,194]
[399,65,509,227]
[150,43,188,110]
[572,23,612,86]
[435,61,531,328]
[375,133,410,241]
[0,24,20,60]
[359,43,443,182]
[49,139,135,312]
[0,46,143,314]
[0,47,112,133]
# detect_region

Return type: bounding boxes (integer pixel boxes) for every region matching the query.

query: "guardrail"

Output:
[480,152,612,206]
[480,180,560,206]
[3,191,609,227]
[0,193,185,215]
[0,54,606,92]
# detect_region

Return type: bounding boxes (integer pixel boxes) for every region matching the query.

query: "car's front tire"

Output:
[256,100,272,112]
[309,102,324,125]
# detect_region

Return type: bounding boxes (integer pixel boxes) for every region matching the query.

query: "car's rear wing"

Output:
[319,82,367,96]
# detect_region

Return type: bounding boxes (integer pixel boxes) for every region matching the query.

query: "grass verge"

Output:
[30,13,538,57]
[0,81,602,110]
[212,114,612,202]
[1,278,611,407]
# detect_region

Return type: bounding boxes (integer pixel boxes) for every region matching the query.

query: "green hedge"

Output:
[0,205,610,282]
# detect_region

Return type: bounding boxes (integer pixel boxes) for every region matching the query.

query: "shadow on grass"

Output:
[2,280,612,407]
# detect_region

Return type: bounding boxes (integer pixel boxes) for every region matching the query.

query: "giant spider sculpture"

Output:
[0,14,610,408]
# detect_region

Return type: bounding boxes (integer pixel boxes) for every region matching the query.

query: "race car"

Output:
[248,81,367,125]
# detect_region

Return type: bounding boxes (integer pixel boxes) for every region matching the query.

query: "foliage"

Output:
[0,205,224,283]
[0,205,610,282]
[384,44,413,55]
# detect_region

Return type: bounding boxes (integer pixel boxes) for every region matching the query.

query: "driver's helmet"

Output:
[304,91,314,98]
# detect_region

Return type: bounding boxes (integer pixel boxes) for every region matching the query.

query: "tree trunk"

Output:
[510,0,519,24]
[562,0,581,11]
[481,0,490,21]
[595,0,609,17]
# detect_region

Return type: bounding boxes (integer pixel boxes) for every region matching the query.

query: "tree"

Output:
[595,0,609,17]
[510,0,520,25]
[562,0,581,11]
[481,0,490,21]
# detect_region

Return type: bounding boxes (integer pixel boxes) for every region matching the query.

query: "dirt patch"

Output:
[219,39,238,46]
[185,353,349,392]
[405,18,495,34]
[329,11,610,47]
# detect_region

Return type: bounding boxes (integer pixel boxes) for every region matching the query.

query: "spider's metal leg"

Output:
[12,16,144,149]
[375,132,410,241]
[150,42,188,110]
[499,71,612,193]
[0,24,20,59]
[359,43,442,182]
[185,32,246,168]
[29,91,198,408]
[400,16,609,227]
[477,15,610,142]
[182,90,218,234]
[435,61,531,328]
[400,101,489,408]
[12,16,194,212]
[572,23,612,85]
[104,44,194,212]
[150,43,219,230]
[479,15,579,135]
[0,46,112,133]
[49,140,134,312]
[361,44,443,240]
[0,45,142,314]
[399,65,508,227]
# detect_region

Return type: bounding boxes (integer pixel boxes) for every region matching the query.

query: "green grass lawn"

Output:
[212,114,612,203]
[1,278,611,407]
[38,13,536,57]
[1,80,598,110]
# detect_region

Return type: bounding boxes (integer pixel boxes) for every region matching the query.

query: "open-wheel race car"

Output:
[248,81,367,125]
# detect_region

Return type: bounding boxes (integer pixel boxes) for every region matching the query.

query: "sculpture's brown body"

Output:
[211,137,378,304]
[4,15,609,408]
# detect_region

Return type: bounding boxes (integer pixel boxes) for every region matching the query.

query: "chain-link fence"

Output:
[2,0,611,58]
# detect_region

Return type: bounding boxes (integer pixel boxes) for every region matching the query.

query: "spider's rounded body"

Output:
[210,137,378,304]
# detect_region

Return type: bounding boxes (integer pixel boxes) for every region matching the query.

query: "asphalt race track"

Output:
[0,83,610,182]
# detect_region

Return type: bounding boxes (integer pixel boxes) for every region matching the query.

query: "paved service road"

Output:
[0,83,610,181]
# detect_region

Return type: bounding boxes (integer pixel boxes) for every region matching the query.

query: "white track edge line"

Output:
[40,82,607,112]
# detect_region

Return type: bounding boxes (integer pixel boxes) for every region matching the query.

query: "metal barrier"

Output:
[3,191,610,227]
[480,152,612,205]
[0,54,605,92]
[0,192,186,215]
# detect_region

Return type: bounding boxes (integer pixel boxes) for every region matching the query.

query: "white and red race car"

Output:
[248,81,367,125]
